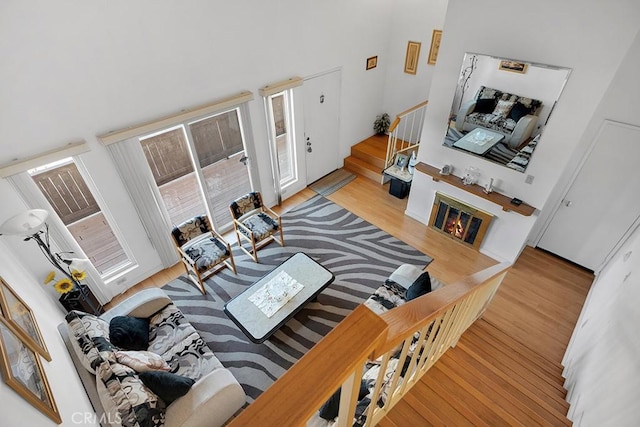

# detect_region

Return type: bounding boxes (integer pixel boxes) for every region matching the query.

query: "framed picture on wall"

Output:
[0,277,51,361]
[404,41,421,74]
[394,153,409,169]
[427,30,442,65]
[366,56,378,70]
[498,60,528,73]
[0,316,61,423]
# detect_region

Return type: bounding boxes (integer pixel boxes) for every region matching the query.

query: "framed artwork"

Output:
[498,60,528,73]
[0,316,61,423]
[394,153,409,169]
[427,30,442,65]
[0,277,50,361]
[366,55,378,70]
[404,41,421,75]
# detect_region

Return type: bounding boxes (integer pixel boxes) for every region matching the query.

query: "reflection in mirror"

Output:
[443,53,571,173]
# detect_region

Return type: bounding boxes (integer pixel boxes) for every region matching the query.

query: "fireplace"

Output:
[428,192,494,250]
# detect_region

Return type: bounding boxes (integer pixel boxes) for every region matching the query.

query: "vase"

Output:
[59,284,103,315]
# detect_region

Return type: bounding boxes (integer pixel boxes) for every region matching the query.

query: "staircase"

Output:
[378,246,589,426]
[344,100,428,183]
[343,134,388,182]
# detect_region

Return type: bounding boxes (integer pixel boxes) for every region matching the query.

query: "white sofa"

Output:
[455,86,542,149]
[59,288,245,427]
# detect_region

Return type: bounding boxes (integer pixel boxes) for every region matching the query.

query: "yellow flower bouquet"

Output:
[44,269,86,294]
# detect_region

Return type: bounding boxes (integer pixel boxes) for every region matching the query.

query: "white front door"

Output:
[538,120,640,270]
[303,69,341,184]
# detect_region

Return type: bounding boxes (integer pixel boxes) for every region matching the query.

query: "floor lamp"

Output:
[0,209,103,315]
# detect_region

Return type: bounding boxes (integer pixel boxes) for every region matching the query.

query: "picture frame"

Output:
[0,277,51,361]
[0,316,61,424]
[404,41,421,75]
[366,55,378,70]
[394,153,409,169]
[498,60,528,74]
[427,30,442,65]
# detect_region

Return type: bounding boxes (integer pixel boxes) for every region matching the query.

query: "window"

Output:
[268,92,296,186]
[28,158,132,277]
[139,108,253,230]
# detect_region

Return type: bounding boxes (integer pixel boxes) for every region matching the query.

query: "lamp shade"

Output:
[0,209,49,236]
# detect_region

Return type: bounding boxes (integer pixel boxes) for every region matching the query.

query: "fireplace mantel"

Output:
[415,162,536,216]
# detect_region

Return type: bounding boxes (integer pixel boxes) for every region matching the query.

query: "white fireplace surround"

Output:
[406,172,538,263]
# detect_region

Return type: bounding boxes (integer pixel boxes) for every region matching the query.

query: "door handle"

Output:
[563,200,572,207]
[239,156,249,165]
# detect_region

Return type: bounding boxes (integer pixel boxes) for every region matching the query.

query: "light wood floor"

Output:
[107,174,593,425]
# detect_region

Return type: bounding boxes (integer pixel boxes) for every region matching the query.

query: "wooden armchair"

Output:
[170,215,236,294]
[229,192,284,262]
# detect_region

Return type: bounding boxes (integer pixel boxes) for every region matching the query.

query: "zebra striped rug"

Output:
[161,195,433,402]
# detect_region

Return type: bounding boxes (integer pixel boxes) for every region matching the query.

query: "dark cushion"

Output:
[405,271,432,301]
[109,316,150,351]
[319,379,369,420]
[139,371,196,404]
[473,98,497,114]
[509,102,533,122]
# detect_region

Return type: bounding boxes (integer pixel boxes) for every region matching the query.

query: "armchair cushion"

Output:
[183,237,230,272]
[229,192,263,219]
[238,212,280,241]
[171,216,212,247]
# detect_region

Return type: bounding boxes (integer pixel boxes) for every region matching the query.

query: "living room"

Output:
[0,1,639,426]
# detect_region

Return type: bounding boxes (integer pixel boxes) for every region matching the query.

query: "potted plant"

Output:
[373,113,391,135]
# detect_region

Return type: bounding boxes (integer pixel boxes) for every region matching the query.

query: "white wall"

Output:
[0,241,99,427]
[0,0,397,295]
[381,0,449,118]
[558,29,640,427]
[562,225,640,426]
[407,0,640,262]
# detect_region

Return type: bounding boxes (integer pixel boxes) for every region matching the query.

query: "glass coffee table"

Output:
[224,252,334,343]
[453,128,505,155]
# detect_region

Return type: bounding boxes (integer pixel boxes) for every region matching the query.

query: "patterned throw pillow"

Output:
[115,351,171,372]
[492,100,515,118]
[66,310,116,373]
[96,361,165,427]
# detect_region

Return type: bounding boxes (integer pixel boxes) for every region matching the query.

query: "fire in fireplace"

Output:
[428,192,494,250]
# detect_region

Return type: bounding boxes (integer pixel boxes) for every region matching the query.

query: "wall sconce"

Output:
[0,209,102,314]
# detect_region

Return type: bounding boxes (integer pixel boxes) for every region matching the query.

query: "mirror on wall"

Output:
[443,53,571,173]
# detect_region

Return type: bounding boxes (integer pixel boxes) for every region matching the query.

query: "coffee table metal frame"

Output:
[223,252,335,343]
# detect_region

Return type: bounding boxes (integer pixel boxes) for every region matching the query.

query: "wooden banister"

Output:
[388,117,401,133]
[375,262,510,357]
[228,305,388,426]
[396,100,429,118]
[229,262,511,426]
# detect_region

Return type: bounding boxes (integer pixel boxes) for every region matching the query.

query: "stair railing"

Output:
[383,100,429,179]
[228,261,510,427]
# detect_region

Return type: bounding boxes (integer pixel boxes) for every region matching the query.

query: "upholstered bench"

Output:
[363,264,445,315]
